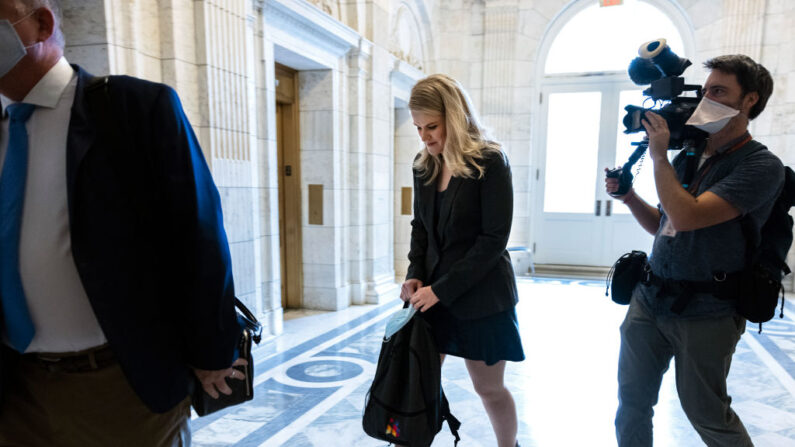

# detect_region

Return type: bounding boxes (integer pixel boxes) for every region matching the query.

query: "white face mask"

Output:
[0,12,38,78]
[685,96,740,135]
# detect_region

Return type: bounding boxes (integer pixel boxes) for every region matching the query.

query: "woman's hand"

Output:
[192,357,249,399]
[410,286,440,312]
[400,279,423,302]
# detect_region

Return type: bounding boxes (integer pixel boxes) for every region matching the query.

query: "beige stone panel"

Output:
[256,186,279,237]
[158,0,196,62]
[300,110,335,151]
[518,8,547,39]
[512,87,535,115]
[138,0,161,58]
[299,70,336,111]
[302,285,350,310]
[62,0,107,47]
[506,135,533,163]
[687,0,720,29]
[303,263,341,288]
[512,165,531,192]
[508,216,529,246]
[229,239,257,296]
[480,87,513,115]
[64,45,110,75]
[394,258,409,281]
[531,0,567,21]
[302,226,339,265]
[258,233,281,284]
[301,150,339,187]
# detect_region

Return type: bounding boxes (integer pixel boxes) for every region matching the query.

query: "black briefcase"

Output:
[191,298,262,416]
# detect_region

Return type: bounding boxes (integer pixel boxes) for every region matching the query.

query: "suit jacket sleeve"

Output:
[152,87,240,370]
[406,166,429,282]
[431,152,513,305]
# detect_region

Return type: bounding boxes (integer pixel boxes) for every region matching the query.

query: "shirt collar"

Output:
[1,57,75,117]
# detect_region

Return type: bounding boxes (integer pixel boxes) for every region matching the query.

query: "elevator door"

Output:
[276,64,303,308]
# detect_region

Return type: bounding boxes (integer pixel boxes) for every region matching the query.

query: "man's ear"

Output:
[32,7,55,43]
[742,91,759,116]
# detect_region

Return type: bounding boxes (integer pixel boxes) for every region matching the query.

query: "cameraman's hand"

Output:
[604,167,625,198]
[641,112,670,162]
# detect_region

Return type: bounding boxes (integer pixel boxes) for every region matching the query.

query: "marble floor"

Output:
[190,278,795,447]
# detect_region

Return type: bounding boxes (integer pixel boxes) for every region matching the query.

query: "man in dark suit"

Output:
[0,1,244,444]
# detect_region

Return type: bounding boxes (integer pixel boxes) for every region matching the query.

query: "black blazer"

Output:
[1,66,240,413]
[406,150,518,320]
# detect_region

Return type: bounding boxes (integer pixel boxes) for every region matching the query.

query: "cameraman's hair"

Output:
[409,74,501,184]
[16,0,65,48]
[703,55,773,120]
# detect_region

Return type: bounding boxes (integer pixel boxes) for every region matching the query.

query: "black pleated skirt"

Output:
[420,302,525,366]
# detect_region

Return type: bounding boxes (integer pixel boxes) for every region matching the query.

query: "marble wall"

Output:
[59,0,795,333]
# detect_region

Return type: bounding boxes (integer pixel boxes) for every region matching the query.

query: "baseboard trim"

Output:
[531,264,610,281]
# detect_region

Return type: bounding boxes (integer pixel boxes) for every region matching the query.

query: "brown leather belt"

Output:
[20,344,116,373]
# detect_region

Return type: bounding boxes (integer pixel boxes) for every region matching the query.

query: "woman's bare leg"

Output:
[464,359,518,447]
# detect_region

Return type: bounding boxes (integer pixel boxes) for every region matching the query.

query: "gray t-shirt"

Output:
[636,139,784,319]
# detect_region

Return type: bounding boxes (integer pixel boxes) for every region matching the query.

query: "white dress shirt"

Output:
[0,57,107,353]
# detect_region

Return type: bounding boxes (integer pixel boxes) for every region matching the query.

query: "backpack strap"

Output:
[441,392,461,446]
[733,141,769,264]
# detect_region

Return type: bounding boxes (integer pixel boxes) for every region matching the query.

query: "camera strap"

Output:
[684,133,751,195]
[681,140,705,190]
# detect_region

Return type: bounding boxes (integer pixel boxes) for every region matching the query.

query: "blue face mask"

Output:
[383,305,417,340]
[0,12,38,78]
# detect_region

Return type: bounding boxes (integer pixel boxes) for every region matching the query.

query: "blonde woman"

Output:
[401,74,524,447]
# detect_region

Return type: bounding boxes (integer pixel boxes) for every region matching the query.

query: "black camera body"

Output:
[608,39,707,197]
[623,39,707,150]
[621,39,707,150]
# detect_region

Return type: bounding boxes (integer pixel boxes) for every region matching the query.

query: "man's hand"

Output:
[193,357,249,399]
[410,286,440,312]
[605,167,633,200]
[400,279,423,302]
[641,111,670,162]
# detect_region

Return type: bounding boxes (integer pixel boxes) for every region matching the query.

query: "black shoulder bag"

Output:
[606,250,648,305]
[192,298,263,416]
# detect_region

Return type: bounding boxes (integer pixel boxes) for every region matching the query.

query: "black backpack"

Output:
[363,312,461,446]
[739,163,795,330]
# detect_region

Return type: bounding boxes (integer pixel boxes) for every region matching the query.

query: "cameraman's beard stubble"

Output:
[705,112,748,153]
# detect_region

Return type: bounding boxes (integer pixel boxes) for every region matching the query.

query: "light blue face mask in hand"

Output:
[0,12,38,79]
[384,305,417,340]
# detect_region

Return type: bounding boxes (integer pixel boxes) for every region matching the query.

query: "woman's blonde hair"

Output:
[408,74,501,184]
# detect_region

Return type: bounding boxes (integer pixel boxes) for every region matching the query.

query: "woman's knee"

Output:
[473,381,507,400]
[466,359,508,399]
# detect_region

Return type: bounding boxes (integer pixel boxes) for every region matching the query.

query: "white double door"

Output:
[533,79,658,266]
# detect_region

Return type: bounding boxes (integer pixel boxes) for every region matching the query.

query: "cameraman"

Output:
[605,55,783,447]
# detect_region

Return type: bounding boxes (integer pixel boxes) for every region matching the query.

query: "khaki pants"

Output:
[0,347,191,447]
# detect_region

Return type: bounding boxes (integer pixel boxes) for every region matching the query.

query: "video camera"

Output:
[607,38,707,196]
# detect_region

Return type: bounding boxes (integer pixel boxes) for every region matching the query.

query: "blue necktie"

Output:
[1,103,35,352]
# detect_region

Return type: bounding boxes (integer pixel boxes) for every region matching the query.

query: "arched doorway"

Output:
[533,0,695,267]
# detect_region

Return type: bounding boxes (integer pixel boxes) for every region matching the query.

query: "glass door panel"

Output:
[543,91,602,213]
